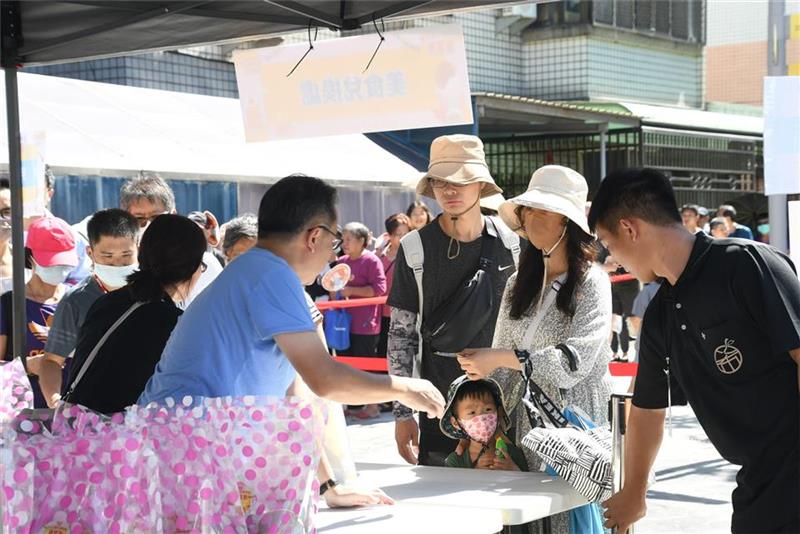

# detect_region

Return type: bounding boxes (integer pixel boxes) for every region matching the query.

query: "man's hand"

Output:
[324,485,395,508]
[602,487,647,532]
[395,377,445,419]
[394,418,419,464]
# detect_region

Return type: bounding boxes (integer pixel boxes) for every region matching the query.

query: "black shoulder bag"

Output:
[421,218,499,353]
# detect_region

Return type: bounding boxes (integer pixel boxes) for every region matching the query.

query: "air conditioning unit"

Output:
[497,2,538,33]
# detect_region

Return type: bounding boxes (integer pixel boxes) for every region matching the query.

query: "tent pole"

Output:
[4,67,27,367]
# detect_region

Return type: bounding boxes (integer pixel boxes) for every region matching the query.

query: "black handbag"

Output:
[421,219,499,353]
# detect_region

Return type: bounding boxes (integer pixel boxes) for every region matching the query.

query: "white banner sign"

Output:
[233,24,473,141]
[763,76,800,195]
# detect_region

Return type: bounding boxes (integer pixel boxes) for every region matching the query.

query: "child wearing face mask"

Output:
[35,209,140,408]
[0,217,79,408]
[441,375,527,471]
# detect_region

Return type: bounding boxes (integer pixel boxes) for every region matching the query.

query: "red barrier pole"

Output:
[316,296,387,311]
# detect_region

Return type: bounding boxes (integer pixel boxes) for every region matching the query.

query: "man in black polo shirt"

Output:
[589,168,799,534]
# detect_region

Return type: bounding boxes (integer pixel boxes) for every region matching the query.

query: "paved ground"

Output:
[343,377,738,533]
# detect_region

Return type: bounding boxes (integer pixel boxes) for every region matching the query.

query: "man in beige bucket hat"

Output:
[386,134,520,466]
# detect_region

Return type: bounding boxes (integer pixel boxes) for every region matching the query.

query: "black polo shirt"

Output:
[634,233,800,533]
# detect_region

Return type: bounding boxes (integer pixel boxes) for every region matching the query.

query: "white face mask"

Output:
[94,263,138,289]
[34,264,72,286]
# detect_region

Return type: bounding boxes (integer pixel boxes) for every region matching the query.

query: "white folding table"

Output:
[316,502,504,533]
[317,462,588,532]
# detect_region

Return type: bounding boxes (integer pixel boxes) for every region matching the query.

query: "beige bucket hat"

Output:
[416,134,503,199]
[498,165,592,237]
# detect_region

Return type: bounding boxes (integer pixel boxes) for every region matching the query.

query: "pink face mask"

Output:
[458,412,498,444]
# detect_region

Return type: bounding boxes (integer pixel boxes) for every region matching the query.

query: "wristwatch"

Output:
[319,478,337,496]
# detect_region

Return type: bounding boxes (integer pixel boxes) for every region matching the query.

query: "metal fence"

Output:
[484,126,763,213]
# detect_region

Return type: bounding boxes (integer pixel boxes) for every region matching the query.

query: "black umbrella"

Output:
[725,192,768,232]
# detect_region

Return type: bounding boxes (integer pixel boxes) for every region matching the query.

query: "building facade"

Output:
[25,0,766,226]
[705,0,768,106]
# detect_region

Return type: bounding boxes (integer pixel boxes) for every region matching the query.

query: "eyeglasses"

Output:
[428,178,467,190]
[134,211,170,228]
[311,224,342,250]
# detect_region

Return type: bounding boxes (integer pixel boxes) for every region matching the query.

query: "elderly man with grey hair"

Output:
[221,214,258,263]
[120,172,176,229]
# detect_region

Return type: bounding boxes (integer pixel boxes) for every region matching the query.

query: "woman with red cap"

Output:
[0,217,79,408]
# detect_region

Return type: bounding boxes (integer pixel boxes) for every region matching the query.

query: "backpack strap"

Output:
[490,215,521,268]
[400,230,424,378]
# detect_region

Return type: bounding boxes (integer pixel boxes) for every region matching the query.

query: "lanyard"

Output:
[93,275,111,294]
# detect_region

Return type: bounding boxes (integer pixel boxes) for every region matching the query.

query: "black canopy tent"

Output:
[1,0,520,365]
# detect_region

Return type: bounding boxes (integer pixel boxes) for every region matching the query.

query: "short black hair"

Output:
[709,217,727,232]
[0,177,9,191]
[257,175,337,239]
[452,380,497,413]
[87,209,140,246]
[680,204,699,217]
[718,204,737,219]
[588,168,681,233]
[126,215,206,302]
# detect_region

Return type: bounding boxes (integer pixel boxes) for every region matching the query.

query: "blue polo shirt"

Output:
[139,247,316,404]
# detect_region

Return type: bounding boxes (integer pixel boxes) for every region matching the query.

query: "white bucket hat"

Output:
[498,165,592,237]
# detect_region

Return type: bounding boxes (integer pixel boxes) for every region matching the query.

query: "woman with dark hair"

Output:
[457,166,612,534]
[405,200,433,230]
[63,214,207,414]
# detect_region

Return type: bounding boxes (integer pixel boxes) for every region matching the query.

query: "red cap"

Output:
[25,217,78,267]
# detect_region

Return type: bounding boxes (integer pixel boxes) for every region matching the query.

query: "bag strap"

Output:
[400,230,424,378]
[520,357,570,429]
[489,215,521,268]
[520,276,564,350]
[479,217,499,270]
[62,301,144,402]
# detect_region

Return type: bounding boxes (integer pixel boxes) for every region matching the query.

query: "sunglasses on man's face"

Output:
[310,224,342,251]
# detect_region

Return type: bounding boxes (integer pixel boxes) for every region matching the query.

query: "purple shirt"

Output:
[0,293,67,408]
[338,251,386,335]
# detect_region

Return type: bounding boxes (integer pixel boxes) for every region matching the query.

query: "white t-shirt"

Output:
[187,251,223,303]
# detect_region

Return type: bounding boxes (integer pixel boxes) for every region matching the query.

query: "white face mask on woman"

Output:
[94,263,138,289]
[34,264,72,286]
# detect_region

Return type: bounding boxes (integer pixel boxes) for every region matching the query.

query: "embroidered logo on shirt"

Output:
[714,338,742,374]
[498,264,514,272]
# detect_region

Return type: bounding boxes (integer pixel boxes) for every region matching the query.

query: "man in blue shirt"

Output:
[140,175,444,419]
[717,204,754,240]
